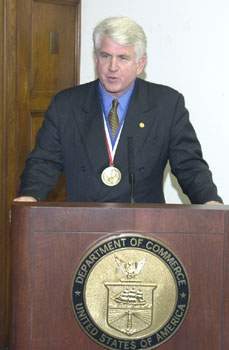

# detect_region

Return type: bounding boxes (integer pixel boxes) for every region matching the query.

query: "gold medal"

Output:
[101,165,121,186]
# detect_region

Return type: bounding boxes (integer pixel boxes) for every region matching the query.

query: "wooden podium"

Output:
[9,203,229,350]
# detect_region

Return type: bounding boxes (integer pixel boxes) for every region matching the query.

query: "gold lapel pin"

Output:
[139,122,145,128]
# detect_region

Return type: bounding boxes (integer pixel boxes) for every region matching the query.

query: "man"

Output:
[14,16,222,204]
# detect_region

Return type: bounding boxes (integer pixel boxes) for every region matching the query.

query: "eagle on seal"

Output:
[114,255,147,279]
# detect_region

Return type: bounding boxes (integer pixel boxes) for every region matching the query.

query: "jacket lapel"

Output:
[72,80,109,179]
[114,78,159,173]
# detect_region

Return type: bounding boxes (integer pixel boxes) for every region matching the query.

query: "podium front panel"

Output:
[9,203,229,350]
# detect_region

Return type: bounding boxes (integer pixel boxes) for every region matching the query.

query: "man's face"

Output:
[94,36,146,98]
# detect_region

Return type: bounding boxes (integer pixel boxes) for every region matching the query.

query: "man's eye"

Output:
[101,54,109,59]
[120,56,128,60]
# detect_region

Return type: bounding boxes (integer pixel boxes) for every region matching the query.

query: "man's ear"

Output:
[137,56,147,75]
[93,52,98,66]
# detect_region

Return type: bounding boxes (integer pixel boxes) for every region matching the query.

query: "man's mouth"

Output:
[107,76,118,81]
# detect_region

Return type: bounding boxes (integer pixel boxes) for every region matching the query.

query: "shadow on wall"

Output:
[163,162,191,204]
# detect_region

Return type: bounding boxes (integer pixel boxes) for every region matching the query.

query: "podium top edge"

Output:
[11,202,229,211]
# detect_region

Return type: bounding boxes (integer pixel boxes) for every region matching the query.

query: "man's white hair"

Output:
[93,16,147,61]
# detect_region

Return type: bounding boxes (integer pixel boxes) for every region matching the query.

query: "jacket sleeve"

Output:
[168,94,223,204]
[19,95,64,201]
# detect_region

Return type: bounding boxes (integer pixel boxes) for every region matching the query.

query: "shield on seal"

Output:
[105,282,157,336]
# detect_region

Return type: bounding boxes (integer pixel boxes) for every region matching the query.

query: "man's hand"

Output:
[13,196,37,202]
[205,201,223,205]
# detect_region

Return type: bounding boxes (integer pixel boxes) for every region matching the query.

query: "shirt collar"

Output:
[99,81,135,118]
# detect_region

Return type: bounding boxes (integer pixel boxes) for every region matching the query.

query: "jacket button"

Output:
[139,166,145,173]
[81,166,86,172]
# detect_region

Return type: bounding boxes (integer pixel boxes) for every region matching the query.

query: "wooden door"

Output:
[17,0,81,201]
[0,0,81,347]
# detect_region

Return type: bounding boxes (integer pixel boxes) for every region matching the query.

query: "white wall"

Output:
[80,0,229,204]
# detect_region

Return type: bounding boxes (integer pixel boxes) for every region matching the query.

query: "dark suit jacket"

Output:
[19,78,222,203]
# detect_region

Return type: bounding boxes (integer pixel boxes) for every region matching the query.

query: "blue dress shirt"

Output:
[99,81,135,146]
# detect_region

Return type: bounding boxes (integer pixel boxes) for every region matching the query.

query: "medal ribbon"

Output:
[103,114,123,165]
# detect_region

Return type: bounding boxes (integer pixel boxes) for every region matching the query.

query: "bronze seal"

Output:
[72,235,190,349]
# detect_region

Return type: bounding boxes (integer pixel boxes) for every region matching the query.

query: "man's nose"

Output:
[109,57,118,71]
